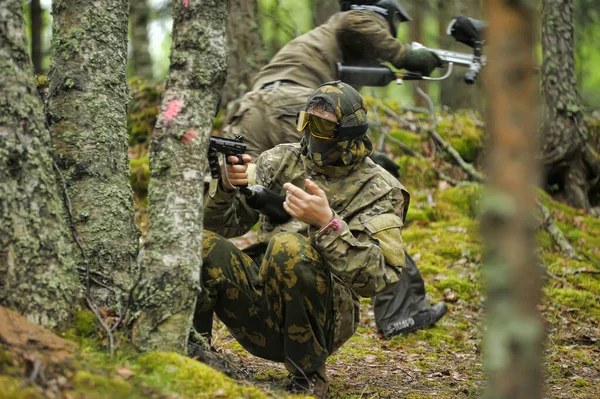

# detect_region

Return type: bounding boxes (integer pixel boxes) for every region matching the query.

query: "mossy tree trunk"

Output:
[438,0,484,111]
[48,0,139,307]
[483,1,543,399]
[0,0,81,328]
[540,0,598,211]
[222,0,264,105]
[132,0,229,353]
[129,0,153,80]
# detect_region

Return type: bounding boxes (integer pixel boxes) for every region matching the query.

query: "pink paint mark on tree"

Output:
[181,130,198,144]
[183,0,190,8]
[162,99,184,126]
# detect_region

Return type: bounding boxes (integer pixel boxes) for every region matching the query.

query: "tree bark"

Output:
[540,0,593,210]
[438,0,484,110]
[48,0,139,307]
[132,0,229,353]
[222,0,265,105]
[30,0,43,74]
[483,2,543,399]
[0,1,81,328]
[129,0,153,80]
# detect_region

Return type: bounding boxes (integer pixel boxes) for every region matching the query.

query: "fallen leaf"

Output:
[116,368,135,380]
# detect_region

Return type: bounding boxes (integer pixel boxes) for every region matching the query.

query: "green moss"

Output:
[136,352,280,398]
[573,377,589,388]
[388,129,422,152]
[436,113,484,162]
[397,156,437,189]
[547,287,597,312]
[130,156,150,200]
[0,376,43,399]
[0,345,12,370]
[74,310,97,337]
[71,371,137,399]
[434,184,483,220]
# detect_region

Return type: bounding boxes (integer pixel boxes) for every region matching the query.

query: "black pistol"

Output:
[208,136,291,224]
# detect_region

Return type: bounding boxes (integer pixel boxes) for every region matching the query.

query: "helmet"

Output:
[297,81,369,140]
[341,0,412,38]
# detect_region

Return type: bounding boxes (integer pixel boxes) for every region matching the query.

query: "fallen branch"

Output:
[537,202,579,260]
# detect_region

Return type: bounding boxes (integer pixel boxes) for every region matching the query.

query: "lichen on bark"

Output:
[132,0,229,353]
[48,0,140,307]
[540,0,596,211]
[0,1,81,328]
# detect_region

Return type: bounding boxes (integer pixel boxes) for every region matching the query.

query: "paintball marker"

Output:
[337,15,487,86]
[208,136,291,224]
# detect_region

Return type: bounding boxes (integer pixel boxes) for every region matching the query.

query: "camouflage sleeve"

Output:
[309,187,407,297]
[338,10,407,69]
[203,178,259,239]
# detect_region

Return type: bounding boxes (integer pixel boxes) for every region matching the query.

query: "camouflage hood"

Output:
[300,81,373,169]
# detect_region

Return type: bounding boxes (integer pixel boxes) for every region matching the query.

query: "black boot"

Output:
[381,302,448,339]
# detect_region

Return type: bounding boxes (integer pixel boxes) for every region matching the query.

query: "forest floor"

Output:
[2,95,599,398]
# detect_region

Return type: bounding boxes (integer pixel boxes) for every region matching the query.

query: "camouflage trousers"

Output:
[195,230,335,375]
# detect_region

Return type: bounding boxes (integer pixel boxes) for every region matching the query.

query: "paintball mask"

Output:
[296,81,369,140]
[297,81,371,167]
[345,0,412,38]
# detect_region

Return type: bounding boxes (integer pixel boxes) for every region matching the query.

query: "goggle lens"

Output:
[295,111,338,140]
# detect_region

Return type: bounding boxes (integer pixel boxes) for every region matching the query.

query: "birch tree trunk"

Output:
[132,0,229,353]
[223,0,264,105]
[540,0,598,211]
[129,0,153,80]
[483,2,543,398]
[48,0,139,307]
[0,0,81,328]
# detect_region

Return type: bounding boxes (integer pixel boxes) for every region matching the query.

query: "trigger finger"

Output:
[227,155,240,164]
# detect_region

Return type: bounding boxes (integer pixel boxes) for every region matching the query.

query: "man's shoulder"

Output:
[339,9,389,28]
[360,157,407,192]
[257,143,302,165]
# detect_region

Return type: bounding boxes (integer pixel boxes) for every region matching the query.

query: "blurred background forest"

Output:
[25,0,600,108]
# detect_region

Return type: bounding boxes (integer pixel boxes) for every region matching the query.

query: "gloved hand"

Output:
[400,48,444,76]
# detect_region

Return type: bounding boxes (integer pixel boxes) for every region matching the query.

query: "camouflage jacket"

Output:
[204,144,410,348]
[252,10,408,91]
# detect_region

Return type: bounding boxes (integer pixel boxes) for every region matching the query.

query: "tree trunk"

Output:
[311,0,338,26]
[129,0,153,80]
[438,0,484,110]
[409,0,427,107]
[48,0,139,307]
[483,2,543,399]
[132,0,229,353]
[222,0,264,105]
[540,0,593,210]
[30,0,43,74]
[0,0,81,328]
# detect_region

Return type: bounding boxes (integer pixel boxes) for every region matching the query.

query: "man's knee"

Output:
[261,233,327,293]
